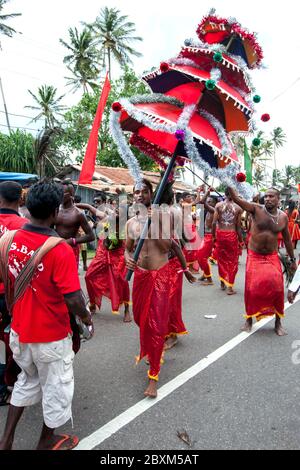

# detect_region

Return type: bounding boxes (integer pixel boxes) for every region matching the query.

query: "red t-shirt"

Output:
[9,227,81,343]
[0,210,29,294]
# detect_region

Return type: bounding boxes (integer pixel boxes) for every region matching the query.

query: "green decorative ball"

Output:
[253,95,261,103]
[213,52,223,63]
[206,79,216,91]
[252,138,261,147]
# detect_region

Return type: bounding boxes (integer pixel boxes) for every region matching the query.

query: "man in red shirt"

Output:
[0,181,93,451]
[0,181,28,407]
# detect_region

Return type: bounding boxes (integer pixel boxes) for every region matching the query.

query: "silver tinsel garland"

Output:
[200,110,232,156]
[130,94,184,108]
[109,111,144,189]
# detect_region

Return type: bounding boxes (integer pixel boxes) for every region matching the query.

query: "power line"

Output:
[0,123,40,132]
[0,67,46,83]
[0,110,44,121]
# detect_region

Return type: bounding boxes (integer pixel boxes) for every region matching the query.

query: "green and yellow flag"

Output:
[244,139,252,185]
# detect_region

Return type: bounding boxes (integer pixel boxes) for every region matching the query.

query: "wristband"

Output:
[177,268,189,274]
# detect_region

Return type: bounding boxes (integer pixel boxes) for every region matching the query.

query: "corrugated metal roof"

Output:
[69,164,193,193]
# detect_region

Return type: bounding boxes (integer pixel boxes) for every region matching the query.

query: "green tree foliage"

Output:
[60,27,101,94]
[61,67,155,170]
[0,0,21,47]
[0,130,35,173]
[0,129,70,176]
[26,85,66,128]
[84,6,142,80]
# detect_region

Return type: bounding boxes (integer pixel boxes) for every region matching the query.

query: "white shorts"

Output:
[9,330,74,429]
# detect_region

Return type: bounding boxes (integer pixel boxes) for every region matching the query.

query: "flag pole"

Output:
[126,142,180,281]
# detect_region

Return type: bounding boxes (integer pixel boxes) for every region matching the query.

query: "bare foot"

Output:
[241,319,252,333]
[123,310,132,323]
[227,287,236,295]
[275,324,287,336]
[164,336,178,350]
[144,379,157,398]
[220,281,226,291]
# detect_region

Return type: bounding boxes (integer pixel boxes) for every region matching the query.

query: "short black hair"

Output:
[26,181,64,219]
[160,182,174,205]
[181,192,192,200]
[267,187,280,198]
[0,181,22,203]
[74,195,81,204]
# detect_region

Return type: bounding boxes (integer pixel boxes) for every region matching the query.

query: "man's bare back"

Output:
[215,199,242,232]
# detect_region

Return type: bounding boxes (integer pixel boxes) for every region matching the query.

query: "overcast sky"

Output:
[0,0,299,169]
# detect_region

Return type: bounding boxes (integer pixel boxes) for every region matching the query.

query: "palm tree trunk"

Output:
[273,148,277,185]
[108,48,111,81]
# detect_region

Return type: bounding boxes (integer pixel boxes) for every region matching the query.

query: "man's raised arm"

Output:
[227,187,256,214]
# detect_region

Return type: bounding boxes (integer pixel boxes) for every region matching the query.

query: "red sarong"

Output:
[197,234,213,278]
[183,223,202,265]
[216,230,239,287]
[85,241,129,314]
[133,263,170,381]
[245,250,284,321]
[167,257,188,337]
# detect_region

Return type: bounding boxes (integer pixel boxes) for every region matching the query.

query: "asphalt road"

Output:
[1,250,300,451]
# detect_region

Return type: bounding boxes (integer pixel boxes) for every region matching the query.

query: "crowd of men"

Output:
[0,177,299,450]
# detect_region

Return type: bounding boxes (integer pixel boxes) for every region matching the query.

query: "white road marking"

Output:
[75,296,300,450]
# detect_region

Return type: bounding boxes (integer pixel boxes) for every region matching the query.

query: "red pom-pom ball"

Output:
[112,102,122,112]
[160,62,170,73]
[261,113,270,122]
[236,172,246,183]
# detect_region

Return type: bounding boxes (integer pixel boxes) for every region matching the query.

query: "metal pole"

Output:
[0,77,11,133]
[126,144,180,281]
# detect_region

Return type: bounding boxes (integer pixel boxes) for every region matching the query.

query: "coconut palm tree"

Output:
[34,127,66,177]
[84,7,142,80]
[60,27,101,93]
[0,0,21,47]
[25,85,66,128]
[64,66,99,94]
[271,127,286,185]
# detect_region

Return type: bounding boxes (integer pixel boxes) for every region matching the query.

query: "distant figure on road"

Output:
[55,181,95,267]
[228,187,297,335]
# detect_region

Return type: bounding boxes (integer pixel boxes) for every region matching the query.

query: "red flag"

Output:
[78,73,111,185]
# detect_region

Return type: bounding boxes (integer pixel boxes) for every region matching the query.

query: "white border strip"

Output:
[75,296,300,450]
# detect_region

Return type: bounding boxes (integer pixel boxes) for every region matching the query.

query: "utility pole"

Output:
[0,77,11,133]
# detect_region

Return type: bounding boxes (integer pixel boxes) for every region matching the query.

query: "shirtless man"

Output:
[228,186,297,335]
[212,187,243,295]
[55,182,95,267]
[125,180,195,398]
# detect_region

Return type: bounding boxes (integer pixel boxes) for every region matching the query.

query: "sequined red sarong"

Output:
[85,241,130,314]
[167,257,187,337]
[245,250,284,321]
[216,230,239,287]
[133,262,170,381]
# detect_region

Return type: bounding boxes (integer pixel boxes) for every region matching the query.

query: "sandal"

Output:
[51,434,79,451]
